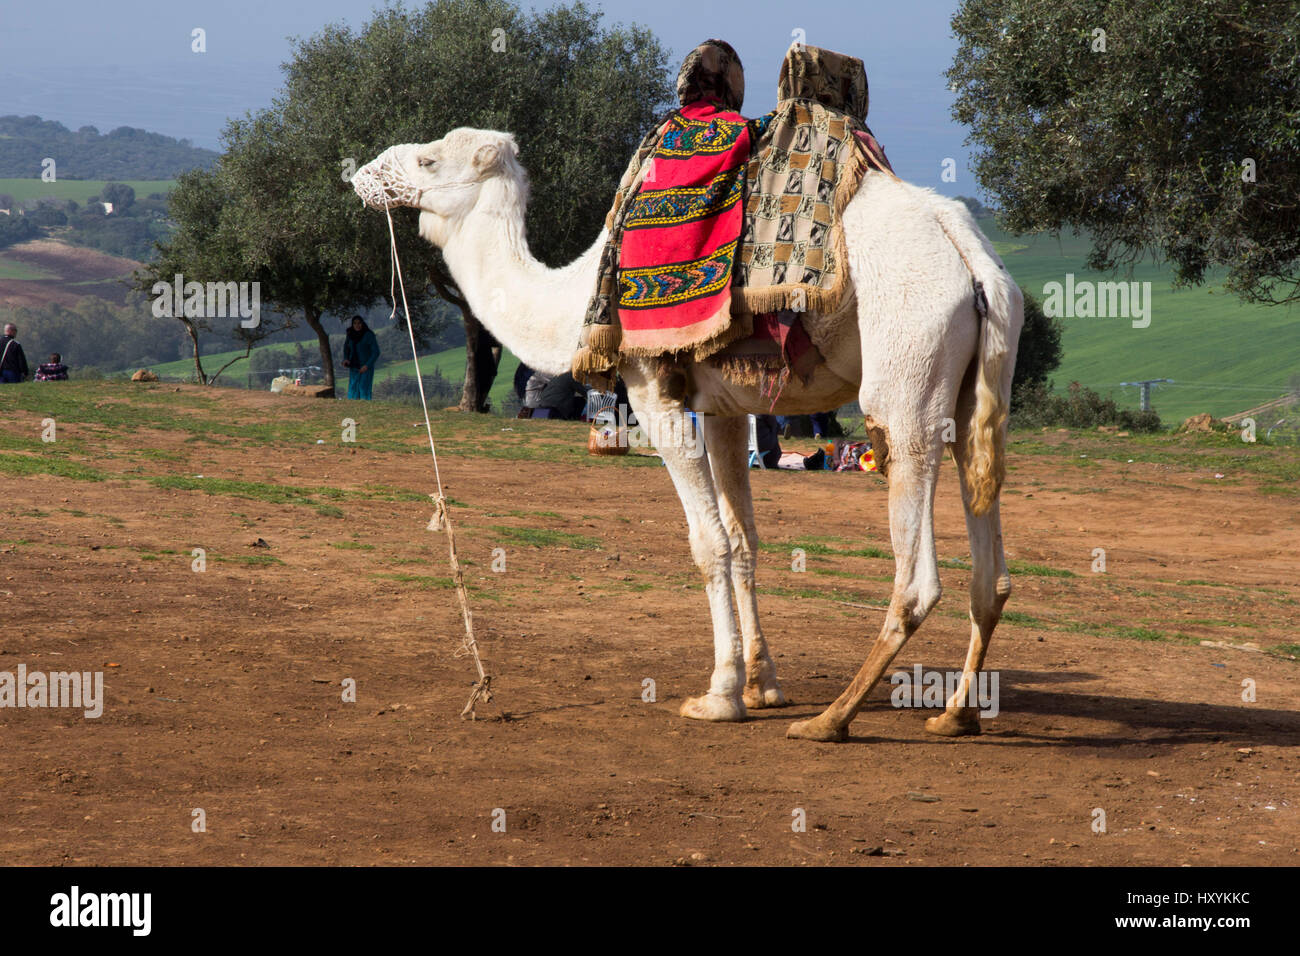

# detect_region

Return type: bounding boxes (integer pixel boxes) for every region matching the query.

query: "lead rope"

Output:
[381,207,492,719]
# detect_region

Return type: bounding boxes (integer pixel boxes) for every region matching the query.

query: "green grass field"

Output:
[142,339,523,409]
[0,177,177,203]
[982,217,1299,423]
[77,201,1298,424]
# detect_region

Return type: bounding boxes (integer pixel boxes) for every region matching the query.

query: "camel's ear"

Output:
[472,138,518,176]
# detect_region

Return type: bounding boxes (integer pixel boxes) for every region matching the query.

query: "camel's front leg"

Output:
[700,415,786,708]
[624,368,745,721]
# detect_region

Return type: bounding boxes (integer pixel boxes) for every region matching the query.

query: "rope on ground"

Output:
[379,205,493,720]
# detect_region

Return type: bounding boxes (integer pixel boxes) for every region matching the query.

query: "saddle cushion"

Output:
[572,45,886,390]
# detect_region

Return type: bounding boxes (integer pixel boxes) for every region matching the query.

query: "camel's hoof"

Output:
[743,679,788,709]
[925,708,983,737]
[786,715,848,742]
[680,693,747,722]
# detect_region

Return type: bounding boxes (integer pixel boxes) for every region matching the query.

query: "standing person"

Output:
[1,323,29,384]
[35,352,69,381]
[341,315,380,400]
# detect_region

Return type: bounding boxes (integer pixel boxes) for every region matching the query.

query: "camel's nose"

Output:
[350,157,389,209]
[351,147,416,210]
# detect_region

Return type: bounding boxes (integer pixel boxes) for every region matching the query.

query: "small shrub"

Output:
[373,369,460,406]
[1011,381,1162,432]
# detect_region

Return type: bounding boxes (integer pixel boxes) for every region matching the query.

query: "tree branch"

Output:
[427,261,469,313]
[207,320,295,387]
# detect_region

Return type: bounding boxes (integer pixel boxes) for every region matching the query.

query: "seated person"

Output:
[754,414,826,470]
[534,372,588,420]
[777,412,833,439]
[34,353,69,381]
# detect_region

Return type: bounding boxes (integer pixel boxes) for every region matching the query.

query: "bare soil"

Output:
[1,385,1297,865]
[0,239,138,308]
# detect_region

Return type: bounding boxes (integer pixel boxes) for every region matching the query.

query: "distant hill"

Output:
[0,115,218,179]
[980,215,1300,423]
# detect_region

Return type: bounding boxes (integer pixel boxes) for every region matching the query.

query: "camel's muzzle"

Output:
[351,146,420,210]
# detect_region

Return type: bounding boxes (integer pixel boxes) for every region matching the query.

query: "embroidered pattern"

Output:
[618,240,738,309]
[623,169,744,230]
[657,113,748,157]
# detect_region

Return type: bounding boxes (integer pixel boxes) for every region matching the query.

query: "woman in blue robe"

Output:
[342,315,380,400]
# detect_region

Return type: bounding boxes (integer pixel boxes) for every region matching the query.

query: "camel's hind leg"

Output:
[700,415,786,708]
[787,441,944,742]
[926,405,1012,737]
[622,364,745,722]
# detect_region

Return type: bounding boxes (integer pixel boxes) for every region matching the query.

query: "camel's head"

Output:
[352,128,528,247]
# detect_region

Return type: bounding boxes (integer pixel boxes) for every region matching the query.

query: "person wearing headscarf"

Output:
[342,315,380,400]
[573,40,752,385]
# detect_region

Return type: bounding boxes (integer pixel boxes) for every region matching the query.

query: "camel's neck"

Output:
[432,198,603,378]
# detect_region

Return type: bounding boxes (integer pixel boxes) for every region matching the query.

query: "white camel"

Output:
[353,128,1023,741]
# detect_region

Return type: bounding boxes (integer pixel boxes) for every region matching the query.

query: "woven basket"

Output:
[588,409,629,456]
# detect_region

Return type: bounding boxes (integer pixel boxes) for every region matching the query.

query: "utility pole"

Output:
[1120,378,1173,412]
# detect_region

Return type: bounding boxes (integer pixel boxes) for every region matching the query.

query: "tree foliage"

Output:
[1010,289,1063,409]
[949,0,1300,304]
[6,295,185,371]
[140,0,671,405]
[1011,380,1162,431]
[274,0,672,407]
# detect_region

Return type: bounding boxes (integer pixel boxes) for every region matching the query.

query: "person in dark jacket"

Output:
[1,323,29,383]
[341,315,380,400]
[535,371,587,420]
[35,352,69,381]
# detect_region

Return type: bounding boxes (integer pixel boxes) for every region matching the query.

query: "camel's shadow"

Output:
[775,667,1300,748]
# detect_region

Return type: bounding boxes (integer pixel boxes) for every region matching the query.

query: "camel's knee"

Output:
[971,572,1011,627]
[726,528,757,578]
[882,576,940,643]
[908,579,942,628]
[688,525,732,580]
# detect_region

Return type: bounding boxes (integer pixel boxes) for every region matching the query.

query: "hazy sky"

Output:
[0,0,977,194]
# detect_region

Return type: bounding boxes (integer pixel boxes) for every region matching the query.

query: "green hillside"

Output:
[0,115,217,180]
[982,217,1298,423]
[0,178,176,203]
[116,213,1298,424]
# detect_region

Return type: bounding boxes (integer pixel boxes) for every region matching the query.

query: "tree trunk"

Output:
[303,306,336,397]
[426,261,497,414]
[184,320,207,385]
[460,311,501,412]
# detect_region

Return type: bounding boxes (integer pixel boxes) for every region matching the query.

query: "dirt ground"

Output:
[1,384,1297,866]
[0,239,137,308]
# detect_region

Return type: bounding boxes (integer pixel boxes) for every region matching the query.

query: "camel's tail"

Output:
[936,203,1024,516]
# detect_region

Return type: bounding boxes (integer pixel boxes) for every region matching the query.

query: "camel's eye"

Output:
[419,157,438,169]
